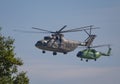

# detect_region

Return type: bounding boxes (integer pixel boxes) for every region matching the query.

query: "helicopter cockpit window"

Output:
[43,40,47,46]
[44,36,51,40]
[77,51,83,57]
[79,51,83,56]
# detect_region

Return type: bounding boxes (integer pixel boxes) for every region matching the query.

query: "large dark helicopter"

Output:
[33,25,98,55]
[14,25,98,55]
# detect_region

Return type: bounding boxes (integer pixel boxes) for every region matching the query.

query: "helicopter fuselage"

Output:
[77,48,111,62]
[35,36,80,54]
[77,49,101,61]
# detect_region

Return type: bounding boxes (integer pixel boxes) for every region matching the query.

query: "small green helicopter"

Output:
[76,45,112,62]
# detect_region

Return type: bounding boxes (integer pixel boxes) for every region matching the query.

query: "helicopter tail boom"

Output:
[101,48,112,56]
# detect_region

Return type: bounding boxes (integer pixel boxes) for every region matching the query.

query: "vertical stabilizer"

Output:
[101,47,112,56]
[85,35,96,47]
[107,48,112,56]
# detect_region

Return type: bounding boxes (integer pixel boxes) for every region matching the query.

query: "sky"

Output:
[0,0,120,84]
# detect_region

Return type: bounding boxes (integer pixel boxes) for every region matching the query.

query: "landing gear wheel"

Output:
[81,58,83,61]
[86,59,88,62]
[63,52,67,54]
[42,51,45,53]
[53,52,57,55]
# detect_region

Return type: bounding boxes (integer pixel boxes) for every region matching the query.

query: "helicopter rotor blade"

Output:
[58,25,67,32]
[89,25,93,35]
[61,26,99,33]
[13,29,49,34]
[32,27,55,33]
[63,25,93,32]
[14,25,99,35]
[78,44,111,49]
[89,44,111,48]
[66,25,94,31]
[84,29,90,36]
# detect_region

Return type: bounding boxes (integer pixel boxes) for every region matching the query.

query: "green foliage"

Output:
[0,76,13,84]
[0,29,29,84]
[13,71,29,84]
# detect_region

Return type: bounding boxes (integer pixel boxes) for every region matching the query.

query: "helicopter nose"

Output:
[35,42,38,47]
[35,41,42,48]
[76,51,83,57]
